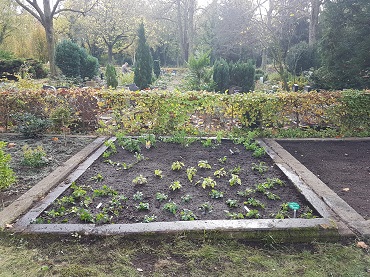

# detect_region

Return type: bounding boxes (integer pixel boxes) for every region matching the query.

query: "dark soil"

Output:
[39,139,317,224]
[0,134,95,211]
[277,140,370,219]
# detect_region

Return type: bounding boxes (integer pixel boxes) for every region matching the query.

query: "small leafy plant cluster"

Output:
[0,141,16,190]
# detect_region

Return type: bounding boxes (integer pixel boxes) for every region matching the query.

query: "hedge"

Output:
[0,88,369,137]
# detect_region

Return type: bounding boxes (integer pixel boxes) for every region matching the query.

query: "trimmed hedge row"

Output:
[0,88,369,137]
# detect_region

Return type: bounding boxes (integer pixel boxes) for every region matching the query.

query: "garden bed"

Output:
[0,134,95,211]
[277,139,370,220]
[35,137,319,225]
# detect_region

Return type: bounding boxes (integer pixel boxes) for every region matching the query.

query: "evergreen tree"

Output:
[313,0,370,89]
[134,23,153,89]
[213,58,230,93]
[105,64,118,89]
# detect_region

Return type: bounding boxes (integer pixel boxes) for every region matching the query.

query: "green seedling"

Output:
[143,214,157,223]
[169,181,182,191]
[171,161,185,171]
[199,202,213,214]
[209,189,224,199]
[95,212,111,224]
[133,191,143,201]
[198,160,211,169]
[78,208,94,223]
[181,194,192,202]
[251,162,269,174]
[197,177,217,189]
[71,183,87,199]
[245,198,265,209]
[134,152,145,162]
[252,147,266,158]
[245,209,260,219]
[180,209,197,221]
[93,185,117,197]
[218,156,227,164]
[226,199,238,208]
[186,167,197,182]
[264,191,281,200]
[155,192,168,202]
[214,168,227,178]
[132,174,148,185]
[118,138,141,153]
[237,188,255,197]
[201,138,213,147]
[154,169,163,178]
[229,174,241,186]
[225,211,244,219]
[136,202,150,210]
[163,202,178,214]
[230,166,241,175]
[91,173,104,182]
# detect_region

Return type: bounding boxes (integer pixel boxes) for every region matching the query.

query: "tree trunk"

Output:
[309,0,320,46]
[43,0,56,77]
[107,44,113,64]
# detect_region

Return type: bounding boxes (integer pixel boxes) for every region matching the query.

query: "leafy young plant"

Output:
[136,202,150,210]
[154,169,163,178]
[132,174,148,185]
[245,209,260,219]
[93,185,117,197]
[186,167,197,182]
[155,192,168,202]
[90,173,104,182]
[252,147,266,158]
[201,138,213,147]
[118,137,141,153]
[133,191,144,201]
[218,156,227,164]
[209,189,224,199]
[229,174,242,186]
[171,161,185,171]
[264,191,281,200]
[199,202,213,214]
[230,166,241,175]
[71,183,87,199]
[225,211,244,219]
[237,188,255,197]
[214,167,227,178]
[143,214,157,223]
[198,160,211,169]
[22,145,48,167]
[181,194,192,202]
[0,141,16,190]
[78,208,94,223]
[197,177,217,189]
[169,181,182,191]
[163,202,178,214]
[226,199,238,208]
[180,209,197,221]
[251,162,269,174]
[245,198,265,209]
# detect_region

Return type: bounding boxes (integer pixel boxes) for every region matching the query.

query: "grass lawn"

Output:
[0,232,369,276]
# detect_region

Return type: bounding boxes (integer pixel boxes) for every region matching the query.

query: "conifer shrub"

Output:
[105,64,118,89]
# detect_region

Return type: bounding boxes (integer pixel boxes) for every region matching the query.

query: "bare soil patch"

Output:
[0,134,95,211]
[37,139,318,224]
[277,139,370,219]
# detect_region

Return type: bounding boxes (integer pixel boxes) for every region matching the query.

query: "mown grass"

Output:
[0,232,369,277]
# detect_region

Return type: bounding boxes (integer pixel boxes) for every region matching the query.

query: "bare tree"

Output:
[13,0,95,77]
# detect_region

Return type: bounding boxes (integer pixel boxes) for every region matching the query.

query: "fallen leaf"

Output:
[342,188,350,192]
[5,224,13,228]
[51,137,59,141]
[7,143,16,148]
[356,241,369,249]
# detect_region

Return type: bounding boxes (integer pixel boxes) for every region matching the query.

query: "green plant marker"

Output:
[288,202,300,218]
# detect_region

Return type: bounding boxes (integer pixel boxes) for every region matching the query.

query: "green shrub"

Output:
[105,64,118,89]
[55,40,99,80]
[22,145,48,168]
[229,61,255,92]
[213,58,230,93]
[153,60,161,79]
[286,41,316,76]
[0,141,16,190]
[55,40,81,78]
[14,113,51,138]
